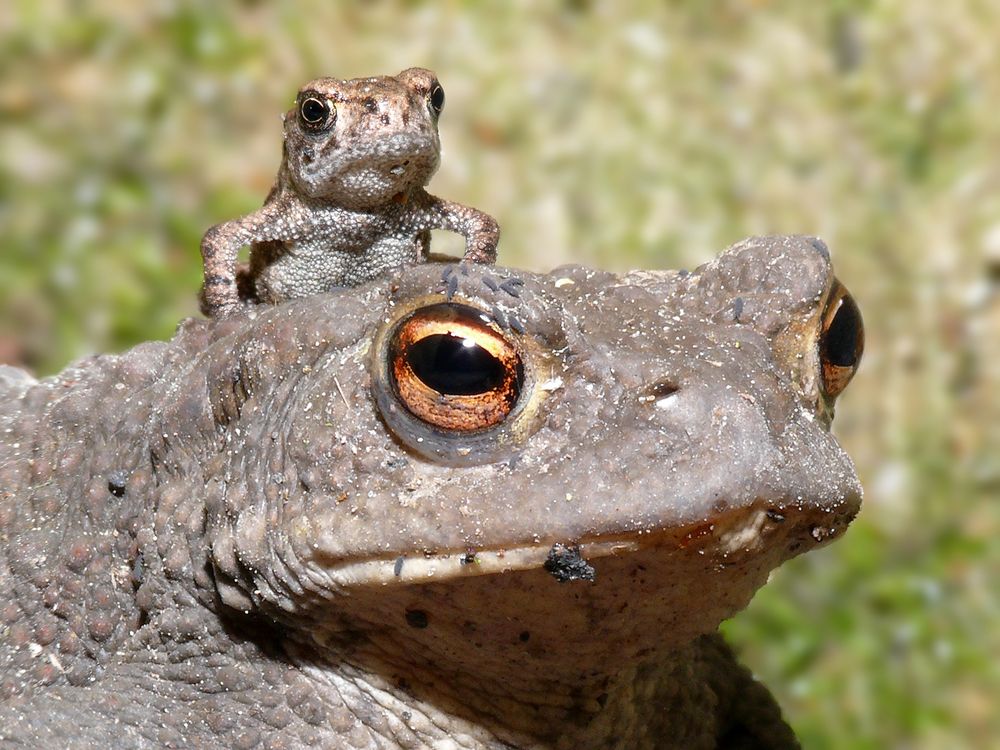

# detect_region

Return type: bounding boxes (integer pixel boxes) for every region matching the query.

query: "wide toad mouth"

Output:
[336,133,439,169]
[308,497,858,588]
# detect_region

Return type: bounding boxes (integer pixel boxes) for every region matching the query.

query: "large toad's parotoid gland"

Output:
[199,67,500,317]
[0,236,865,749]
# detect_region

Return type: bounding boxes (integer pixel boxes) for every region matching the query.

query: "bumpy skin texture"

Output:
[0,237,862,748]
[199,67,500,317]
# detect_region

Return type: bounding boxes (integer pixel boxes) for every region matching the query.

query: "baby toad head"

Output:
[282,67,443,207]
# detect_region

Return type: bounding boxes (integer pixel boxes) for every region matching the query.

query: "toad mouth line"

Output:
[311,501,847,587]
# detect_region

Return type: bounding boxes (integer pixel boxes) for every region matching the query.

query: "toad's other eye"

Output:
[388,303,522,431]
[300,96,333,127]
[819,281,864,399]
[428,83,445,115]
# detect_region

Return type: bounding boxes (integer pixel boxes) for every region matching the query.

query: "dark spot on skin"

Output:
[809,237,831,260]
[499,277,524,297]
[766,509,786,523]
[131,555,144,590]
[482,275,499,292]
[302,146,315,164]
[445,272,459,300]
[203,275,232,287]
[712,499,729,514]
[461,548,477,565]
[732,297,744,322]
[380,113,390,126]
[393,556,404,577]
[491,305,508,328]
[362,97,378,113]
[543,543,596,583]
[509,317,526,334]
[677,269,690,278]
[519,631,531,642]
[405,609,429,629]
[107,470,128,497]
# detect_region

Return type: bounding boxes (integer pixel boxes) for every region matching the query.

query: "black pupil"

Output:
[406,333,504,395]
[822,295,863,367]
[302,98,327,123]
[430,85,445,112]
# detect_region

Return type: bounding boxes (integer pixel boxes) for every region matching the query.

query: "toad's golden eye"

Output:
[819,281,864,399]
[388,303,523,431]
[299,95,334,128]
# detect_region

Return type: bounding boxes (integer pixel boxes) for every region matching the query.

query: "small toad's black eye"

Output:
[388,303,522,431]
[299,96,333,128]
[428,83,445,115]
[819,281,864,399]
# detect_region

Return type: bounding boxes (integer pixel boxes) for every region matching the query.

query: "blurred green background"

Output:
[1,1,997,747]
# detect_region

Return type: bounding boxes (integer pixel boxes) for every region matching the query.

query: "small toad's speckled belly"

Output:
[252,231,428,303]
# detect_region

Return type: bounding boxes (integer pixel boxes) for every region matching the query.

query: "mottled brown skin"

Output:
[199,67,500,317]
[1,237,862,748]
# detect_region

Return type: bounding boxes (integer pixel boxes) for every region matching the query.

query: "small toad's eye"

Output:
[428,83,445,115]
[299,96,333,128]
[819,281,864,399]
[388,303,522,431]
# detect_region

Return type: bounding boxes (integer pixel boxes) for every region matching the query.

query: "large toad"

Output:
[0,236,864,749]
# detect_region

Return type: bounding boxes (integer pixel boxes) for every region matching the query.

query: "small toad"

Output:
[199,68,499,317]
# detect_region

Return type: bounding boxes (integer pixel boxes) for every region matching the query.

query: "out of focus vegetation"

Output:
[1,2,997,747]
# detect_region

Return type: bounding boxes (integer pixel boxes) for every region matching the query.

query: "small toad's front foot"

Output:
[461,211,500,265]
[199,217,270,317]
[426,195,499,266]
[199,221,244,317]
[199,279,240,318]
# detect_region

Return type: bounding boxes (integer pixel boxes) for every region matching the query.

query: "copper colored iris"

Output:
[819,281,864,399]
[389,304,524,431]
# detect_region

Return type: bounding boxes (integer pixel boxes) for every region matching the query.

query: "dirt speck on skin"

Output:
[543,543,596,583]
